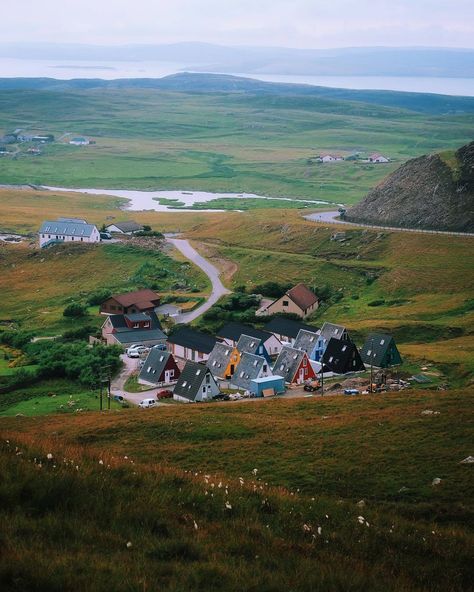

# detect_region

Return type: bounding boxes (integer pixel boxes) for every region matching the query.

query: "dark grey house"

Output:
[322,338,365,374]
[360,334,403,368]
[230,352,272,391]
[138,350,180,387]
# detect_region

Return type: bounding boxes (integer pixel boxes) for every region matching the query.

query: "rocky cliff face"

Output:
[347,142,474,232]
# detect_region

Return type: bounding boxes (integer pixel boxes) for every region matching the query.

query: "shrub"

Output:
[368,299,386,307]
[252,281,292,298]
[63,303,87,318]
[86,289,112,306]
[0,330,34,349]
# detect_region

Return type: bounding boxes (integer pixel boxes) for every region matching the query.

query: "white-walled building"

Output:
[38,218,100,248]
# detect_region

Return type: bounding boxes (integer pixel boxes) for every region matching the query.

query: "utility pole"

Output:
[370,337,374,394]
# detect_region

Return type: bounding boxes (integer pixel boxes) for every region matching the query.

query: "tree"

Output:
[63,302,87,318]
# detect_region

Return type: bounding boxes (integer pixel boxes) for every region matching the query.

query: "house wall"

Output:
[105,224,125,234]
[194,374,220,402]
[169,343,209,362]
[39,227,100,247]
[263,335,283,356]
[264,295,306,318]
[292,356,315,384]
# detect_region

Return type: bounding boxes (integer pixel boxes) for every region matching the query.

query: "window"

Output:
[240,371,244,378]
[293,354,298,360]
[182,381,187,387]
[225,349,230,355]
[196,369,201,376]
[309,336,314,342]
[380,339,385,345]
[169,370,174,377]
[133,323,139,328]
[329,356,333,363]
[367,349,372,356]
[144,322,150,328]
[280,364,284,371]
[303,358,307,366]
[147,366,152,372]
[342,345,347,352]
[253,360,258,367]
[283,300,289,307]
[212,360,217,367]
[263,365,267,372]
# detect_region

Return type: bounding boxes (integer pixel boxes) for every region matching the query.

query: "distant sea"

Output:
[1,57,473,97]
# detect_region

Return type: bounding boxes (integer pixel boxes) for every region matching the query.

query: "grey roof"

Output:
[322,338,365,374]
[108,311,162,332]
[206,342,234,378]
[173,361,216,401]
[273,346,306,383]
[107,221,143,233]
[293,328,320,353]
[168,327,216,354]
[231,353,269,391]
[217,322,273,344]
[264,317,318,340]
[125,312,152,323]
[39,219,97,238]
[112,328,166,344]
[57,217,88,224]
[236,334,262,355]
[319,322,347,342]
[139,350,173,383]
[360,333,401,367]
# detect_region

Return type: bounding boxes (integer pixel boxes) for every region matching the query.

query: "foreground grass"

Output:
[0,389,472,591]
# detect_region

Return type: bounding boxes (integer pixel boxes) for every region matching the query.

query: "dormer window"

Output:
[159,355,164,362]
[196,370,201,376]
[380,339,385,345]
[342,345,347,352]
[253,360,258,367]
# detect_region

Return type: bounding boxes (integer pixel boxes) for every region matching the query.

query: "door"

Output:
[165,370,172,383]
[298,368,305,384]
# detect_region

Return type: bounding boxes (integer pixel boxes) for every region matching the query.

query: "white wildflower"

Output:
[99,459,104,465]
[317,526,322,536]
[303,524,312,532]
[126,541,132,549]
[225,501,232,510]
[194,521,198,530]
[46,453,53,460]
[252,468,258,476]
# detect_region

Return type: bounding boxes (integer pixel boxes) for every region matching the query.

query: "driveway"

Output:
[166,238,231,323]
[304,211,474,237]
[110,354,170,407]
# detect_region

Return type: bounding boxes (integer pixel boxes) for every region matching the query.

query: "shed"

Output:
[250,375,286,397]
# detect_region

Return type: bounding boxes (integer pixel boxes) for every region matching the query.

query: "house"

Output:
[322,338,365,374]
[314,322,350,361]
[236,334,271,363]
[317,154,344,163]
[369,154,390,163]
[250,375,286,397]
[38,218,100,248]
[138,350,180,387]
[230,353,272,391]
[100,289,160,315]
[263,317,317,345]
[101,311,167,348]
[167,327,217,362]
[206,342,240,379]
[257,283,319,319]
[105,221,144,235]
[173,361,220,403]
[69,137,90,146]
[273,346,316,385]
[360,333,402,368]
[293,328,321,360]
[217,322,282,356]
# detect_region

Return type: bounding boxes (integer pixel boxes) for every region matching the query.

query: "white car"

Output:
[126,344,146,357]
[138,398,157,409]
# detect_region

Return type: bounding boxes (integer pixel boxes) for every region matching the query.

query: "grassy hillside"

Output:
[0,88,473,205]
[0,389,472,591]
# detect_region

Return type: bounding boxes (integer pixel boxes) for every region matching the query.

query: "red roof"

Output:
[287,283,319,311]
[111,289,160,308]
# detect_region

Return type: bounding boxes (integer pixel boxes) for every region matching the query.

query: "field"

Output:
[0,389,473,591]
[0,88,473,205]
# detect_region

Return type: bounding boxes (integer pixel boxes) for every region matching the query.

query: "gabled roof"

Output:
[322,338,365,374]
[360,333,401,367]
[264,317,318,340]
[217,321,272,343]
[232,353,268,391]
[109,289,160,308]
[319,322,347,342]
[173,361,215,401]
[125,312,153,323]
[139,350,174,383]
[168,327,217,354]
[293,328,320,353]
[107,311,162,332]
[107,220,143,233]
[206,342,235,378]
[112,328,167,344]
[39,219,97,237]
[286,283,319,311]
[273,346,307,383]
[236,334,262,355]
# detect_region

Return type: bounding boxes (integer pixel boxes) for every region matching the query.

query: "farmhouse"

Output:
[38,218,100,248]
[317,154,344,163]
[217,322,282,356]
[273,346,315,385]
[138,350,180,387]
[101,311,167,348]
[167,327,217,362]
[105,221,144,234]
[258,283,319,319]
[322,338,365,374]
[100,289,160,315]
[206,342,240,379]
[314,322,350,361]
[360,333,402,368]
[293,328,321,360]
[369,154,390,163]
[230,353,272,391]
[264,317,317,345]
[173,361,220,403]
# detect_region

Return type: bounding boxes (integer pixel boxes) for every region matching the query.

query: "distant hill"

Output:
[0,72,474,115]
[1,42,473,78]
[346,142,474,232]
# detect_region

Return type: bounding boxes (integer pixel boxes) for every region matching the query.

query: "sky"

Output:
[3,0,474,49]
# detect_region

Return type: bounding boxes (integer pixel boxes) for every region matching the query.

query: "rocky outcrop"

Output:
[347,142,474,232]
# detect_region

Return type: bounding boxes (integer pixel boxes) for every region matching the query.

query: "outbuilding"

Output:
[250,375,286,397]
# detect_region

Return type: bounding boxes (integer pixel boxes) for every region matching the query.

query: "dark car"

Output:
[213,393,230,401]
[100,232,112,240]
[157,389,173,399]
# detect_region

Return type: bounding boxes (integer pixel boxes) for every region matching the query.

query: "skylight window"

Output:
[253,360,258,367]
[342,345,347,352]
[293,354,298,359]
[196,370,201,376]
[380,339,385,345]
[280,364,284,370]
[212,361,217,367]
[159,355,164,362]
[147,366,152,372]
[240,371,244,378]
[329,356,333,362]
[182,381,187,387]
[367,350,372,356]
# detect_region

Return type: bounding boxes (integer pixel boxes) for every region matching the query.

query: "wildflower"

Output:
[194,521,198,530]
[252,468,258,476]
[46,453,53,460]
[225,501,232,510]
[99,459,104,465]
[358,516,365,524]
[239,477,244,486]
[218,481,222,488]
[126,541,132,549]
[317,526,322,536]
[303,524,312,532]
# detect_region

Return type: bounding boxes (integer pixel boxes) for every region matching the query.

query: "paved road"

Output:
[110,354,170,406]
[166,238,231,323]
[304,211,474,237]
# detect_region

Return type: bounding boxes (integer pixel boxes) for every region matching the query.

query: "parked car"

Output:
[152,343,167,351]
[157,389,173,399]
[304,380,320,392]
[213,393,230,401]
[344,388,359,395]
[100,232,112,240]
[138,398,157,408]
[126,344,146,357]
[113,394,124,402]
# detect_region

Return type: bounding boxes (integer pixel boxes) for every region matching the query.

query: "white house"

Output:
[38,218,100,248]
[369,154,390,163]
[318,154,344,163]
[69,137,90,146]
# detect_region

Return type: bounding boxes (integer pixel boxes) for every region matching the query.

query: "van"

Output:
[138,398,156,409]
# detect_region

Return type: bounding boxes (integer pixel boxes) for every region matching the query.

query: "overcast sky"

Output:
[4,0,474,48]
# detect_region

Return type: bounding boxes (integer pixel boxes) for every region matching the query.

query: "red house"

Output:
[100,289,160,315]
[138,351,181,387]
[273,346,316,385]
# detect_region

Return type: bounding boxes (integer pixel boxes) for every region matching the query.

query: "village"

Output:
[36,216,408,408]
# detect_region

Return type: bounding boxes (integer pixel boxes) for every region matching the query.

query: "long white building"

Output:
[38,218,100,248]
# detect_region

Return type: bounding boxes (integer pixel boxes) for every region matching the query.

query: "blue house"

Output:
[236,334,271,364]
[313,322,349,361]
[293,328,320,361]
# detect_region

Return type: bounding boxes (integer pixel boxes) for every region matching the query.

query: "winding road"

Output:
[166,237,231,323]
